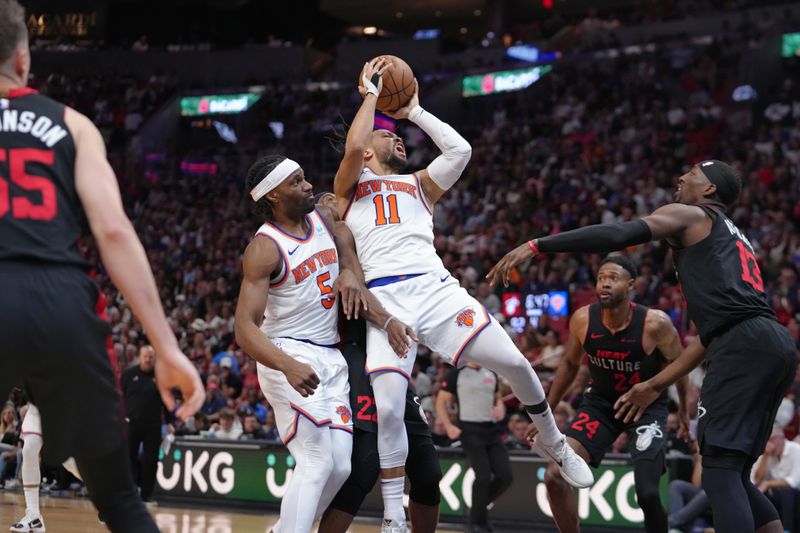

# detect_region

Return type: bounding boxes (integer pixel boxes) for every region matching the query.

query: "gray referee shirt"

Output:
[442,365,497,423]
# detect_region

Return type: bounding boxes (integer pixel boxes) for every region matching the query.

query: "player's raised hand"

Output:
[284,359,320,397]
[614,380,660,423]
[486,241,536,287]
[154,346,205,420]
[359,57,389,98]
[333,268,369,320]
[384,79,419,120]
[385,316,418,357]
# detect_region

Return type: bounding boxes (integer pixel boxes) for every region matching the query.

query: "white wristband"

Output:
[362,71,380,98]
[383,316,396,330]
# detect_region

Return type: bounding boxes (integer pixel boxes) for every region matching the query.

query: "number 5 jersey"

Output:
[255,209,339,347]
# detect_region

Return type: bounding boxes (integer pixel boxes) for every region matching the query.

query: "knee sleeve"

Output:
[21,434,42,485]
[372,372,410,469]
[461,321,545,406]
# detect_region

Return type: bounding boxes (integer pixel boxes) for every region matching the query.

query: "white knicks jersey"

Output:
[255,209,339,346]
[343,167,445,282]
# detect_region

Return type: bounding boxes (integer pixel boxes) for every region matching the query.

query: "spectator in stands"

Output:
[261,410,280,442]
[668,448,711,533]
[201,378,226,419]
[752,430,800,532]
[208,409,242,440]
[239,414,267,440]
[531,330,565,372]
[504,414,531,450]
[0,404,19,488]
[236,386,268,424]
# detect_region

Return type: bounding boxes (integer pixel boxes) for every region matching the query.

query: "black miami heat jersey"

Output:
[583,302,664,403]
[0,88,86,268]
[673,205,774,345]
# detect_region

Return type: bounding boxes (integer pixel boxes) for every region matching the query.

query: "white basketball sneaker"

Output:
[380,518,407,533]
[10,514,45,532]
[532,436,594,488]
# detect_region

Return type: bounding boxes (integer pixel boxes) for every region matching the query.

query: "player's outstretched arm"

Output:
[615,335,706,424]
[385,81,471,206]
[487,203,707,287]
[234,237,320,397]
[333,58,388,217]
[69,109,204,419]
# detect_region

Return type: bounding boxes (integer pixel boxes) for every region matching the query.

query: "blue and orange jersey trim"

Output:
[263,214,315,243]
[329,425,354,434]
[364,365,411,381]
[254,233,290,288]
[413,173,433,215]
[452,306,492,367]
[341,188,357,221]
[282,403,333,445]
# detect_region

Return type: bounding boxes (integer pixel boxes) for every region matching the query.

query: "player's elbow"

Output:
[91,218,136,247]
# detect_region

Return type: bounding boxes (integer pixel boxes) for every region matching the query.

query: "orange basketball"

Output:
[358,55,415,113]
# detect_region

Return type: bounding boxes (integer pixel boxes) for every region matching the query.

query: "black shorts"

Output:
[0,263,123,463]
[328,427,442,514]
[698,315,796,458]
[565,392,668,468]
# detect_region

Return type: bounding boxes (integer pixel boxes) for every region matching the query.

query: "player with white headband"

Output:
[235,153,416,532]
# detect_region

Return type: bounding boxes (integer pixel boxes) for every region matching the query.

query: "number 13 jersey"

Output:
[342,166,445,283]
[673,204,775,345]
[255,209,340,346]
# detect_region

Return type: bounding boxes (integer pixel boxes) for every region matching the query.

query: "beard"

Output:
[598,293,625,308]
[385,152,408,174]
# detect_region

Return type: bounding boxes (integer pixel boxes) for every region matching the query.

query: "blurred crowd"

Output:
[1,24,799,524]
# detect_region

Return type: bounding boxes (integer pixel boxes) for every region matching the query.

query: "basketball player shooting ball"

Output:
[488,161,796,533]
[334,57,593,533]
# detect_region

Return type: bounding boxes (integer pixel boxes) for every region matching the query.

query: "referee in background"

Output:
[121,345,163,503]
[436,363,512,533]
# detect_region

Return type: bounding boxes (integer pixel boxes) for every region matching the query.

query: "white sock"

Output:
[23,487,39,517]
[381,476,405,523]
[526,404,563,448]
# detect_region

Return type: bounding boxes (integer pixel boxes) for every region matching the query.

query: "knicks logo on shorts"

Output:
[336,405,351,424]
[455,307,476,328]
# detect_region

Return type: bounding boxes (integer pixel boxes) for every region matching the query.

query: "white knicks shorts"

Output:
[21,404,42,436]
[365,270,491,379]
[257,338,352,445]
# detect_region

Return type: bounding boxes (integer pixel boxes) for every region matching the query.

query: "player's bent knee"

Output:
[544,464,566,487]
[409,481,441,506]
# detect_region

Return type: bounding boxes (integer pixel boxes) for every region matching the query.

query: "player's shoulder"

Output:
[63,106,101,143]
[570,304,591,324]
[644,308,674,335]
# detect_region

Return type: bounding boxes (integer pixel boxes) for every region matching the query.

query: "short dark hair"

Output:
[245,155,286,221]
[599,255,638,279]
[0,0,26,64]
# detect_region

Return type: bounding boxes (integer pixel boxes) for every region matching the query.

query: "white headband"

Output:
[250,158,300,202]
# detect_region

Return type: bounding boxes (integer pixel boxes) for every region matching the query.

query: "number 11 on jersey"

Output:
[373,194,401,226]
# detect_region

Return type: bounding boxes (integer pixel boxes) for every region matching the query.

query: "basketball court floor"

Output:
[0,492,463,532]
